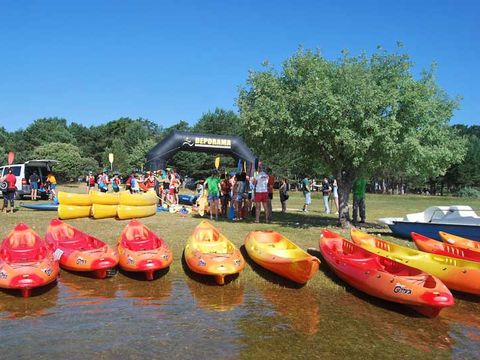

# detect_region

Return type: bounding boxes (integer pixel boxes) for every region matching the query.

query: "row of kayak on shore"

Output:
[0,220,320,297]
[1,218,480,319]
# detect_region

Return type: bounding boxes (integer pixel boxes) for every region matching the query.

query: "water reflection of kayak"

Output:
[117,273,172,303]
[60,270,119,301]
[0,282,59,319]
[262,286,320,334]
[186,277,244,312]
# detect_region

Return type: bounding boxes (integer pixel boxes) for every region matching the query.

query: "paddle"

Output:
[8,151,14,165]
[108,153,114,171]
[215,157,220,170]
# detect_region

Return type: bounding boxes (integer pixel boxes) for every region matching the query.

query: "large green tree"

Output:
[238,47,467,225]
[32,142,97,181]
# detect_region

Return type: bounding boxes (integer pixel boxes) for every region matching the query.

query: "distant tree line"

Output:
[0,47,479,215]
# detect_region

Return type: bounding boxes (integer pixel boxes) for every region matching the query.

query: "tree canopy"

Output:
[238,47,467,224]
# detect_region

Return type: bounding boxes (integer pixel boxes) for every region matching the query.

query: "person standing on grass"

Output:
[331,178,339,214]
[205,169,222,220]
[321,177,332,214]
[254,169,270,223]
[302,175,311,212]
[29,171,40,201]
[352,178,367,224]
[47,172,57,200]
[86,171,96,193]
[2,168,16,213]
[279,178,289,213]
[266,167,274,220]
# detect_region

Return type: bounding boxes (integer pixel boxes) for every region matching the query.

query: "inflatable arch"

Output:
[146,130,257,175]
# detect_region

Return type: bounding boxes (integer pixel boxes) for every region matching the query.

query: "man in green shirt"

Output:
[205,169,222,220]
[352,178,367,224]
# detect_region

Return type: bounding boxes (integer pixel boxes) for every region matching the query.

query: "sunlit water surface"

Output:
[1,270,479,360]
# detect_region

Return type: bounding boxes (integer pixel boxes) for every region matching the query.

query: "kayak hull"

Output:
[20,203,58,211]
[185,221,245,284]
[245,230,319,284]
[0,224,59,297]
[320,229,454,317]
[412,232,480,262]
[45,219,119,278]
[117,220,173,279]
[439,231,480,251]
[351,228,480,295]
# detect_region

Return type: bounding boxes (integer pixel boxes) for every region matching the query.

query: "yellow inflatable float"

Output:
[58,191,92,206]
[89,190,119,205]
[91,204,118,219]
[117,204,157,219]
[119,191,158,206]
[58,204,91,219]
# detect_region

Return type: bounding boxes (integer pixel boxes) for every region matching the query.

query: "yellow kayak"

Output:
[119,191,158,206]
[117,204,157,220]
[245,231,319,284]
[58,191,92,206]
[91,204,118,219]
[351,228,480,295]
[89,190,119,205]
[58,205,91,220]
[439,231,480,251]
[184,221,245,285]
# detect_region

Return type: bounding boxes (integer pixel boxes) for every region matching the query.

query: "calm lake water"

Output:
[1,269,479,359]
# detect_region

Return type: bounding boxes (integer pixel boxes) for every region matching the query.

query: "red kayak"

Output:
[412,232,480,262]
[319,229,454,317]
[0,223,59,297]
[45,219,119,279]
[117,219,173,280]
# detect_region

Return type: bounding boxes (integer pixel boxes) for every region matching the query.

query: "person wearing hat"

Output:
[1,168,17,213]
[205,169,222,220]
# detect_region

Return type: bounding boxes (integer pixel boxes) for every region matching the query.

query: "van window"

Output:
[8,166,21,177]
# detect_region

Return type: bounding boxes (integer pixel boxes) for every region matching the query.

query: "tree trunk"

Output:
[337,172,355,228]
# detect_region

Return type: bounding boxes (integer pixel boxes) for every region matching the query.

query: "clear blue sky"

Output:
[0,0,478,132]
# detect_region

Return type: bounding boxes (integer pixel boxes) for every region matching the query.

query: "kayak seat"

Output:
[126,239,157,251]
[8,246,46,262]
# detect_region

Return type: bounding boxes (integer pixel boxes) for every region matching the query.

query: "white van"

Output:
[0,160,59,199]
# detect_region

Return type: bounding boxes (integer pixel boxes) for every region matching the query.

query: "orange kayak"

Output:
[45,219,119,279]
[0,224,59,297]
[245,231,319,284]
[184,221,245,285]
[351,228,480,295]
[117,219,173,280]
[412,232,480,262]
[320,229,454,317]
[439,231,480,251]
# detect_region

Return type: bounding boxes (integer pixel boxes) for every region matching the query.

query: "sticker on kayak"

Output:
[53,248,64,261]
[393,283,412,295]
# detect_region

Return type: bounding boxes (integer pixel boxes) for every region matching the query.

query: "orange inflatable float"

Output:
[117,219,173,280]
[0,223,59,297]
[45,219,119,279]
